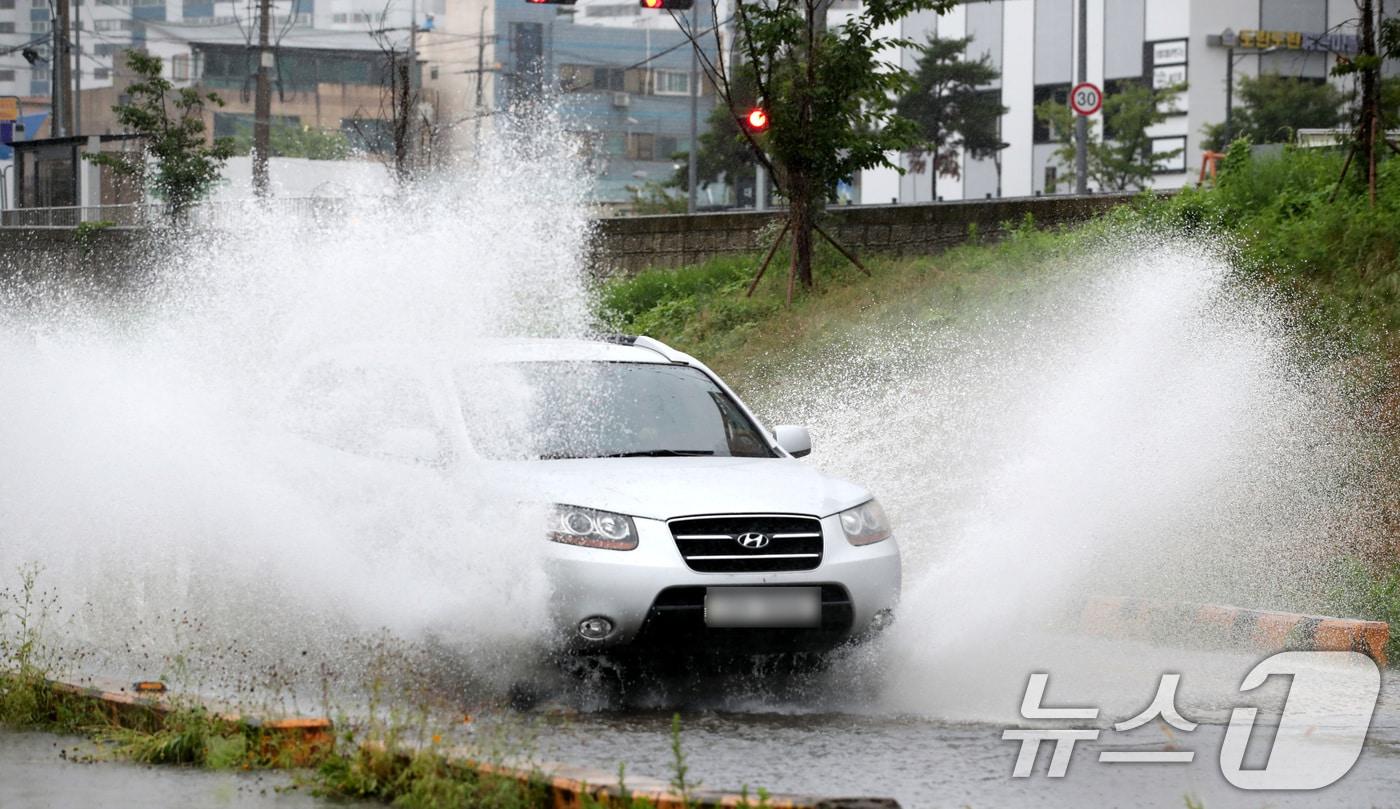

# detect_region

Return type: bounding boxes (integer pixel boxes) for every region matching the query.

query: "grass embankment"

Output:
[600,142,1400,656]
[600,214,1099,386]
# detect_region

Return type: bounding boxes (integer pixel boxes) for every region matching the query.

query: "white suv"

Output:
[286,335,901,656]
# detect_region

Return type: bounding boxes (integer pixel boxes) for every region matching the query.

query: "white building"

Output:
[858,0,1377,204]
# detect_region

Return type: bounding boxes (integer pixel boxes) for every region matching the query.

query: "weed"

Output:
[0,564,59,727]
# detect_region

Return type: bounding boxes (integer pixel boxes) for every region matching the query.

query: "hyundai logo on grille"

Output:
[736,532,771,550]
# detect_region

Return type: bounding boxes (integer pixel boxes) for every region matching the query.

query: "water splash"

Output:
[745,234,1381,720]
[0,111,597,699]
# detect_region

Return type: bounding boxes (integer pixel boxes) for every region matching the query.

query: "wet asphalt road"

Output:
[8,636,1399,809]
[0,732,342,809]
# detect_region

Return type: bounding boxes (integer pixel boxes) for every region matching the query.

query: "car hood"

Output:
[490,456,870,521]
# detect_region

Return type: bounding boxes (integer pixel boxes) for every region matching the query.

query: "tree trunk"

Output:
[1360,0,1378,205]
[788,177,815,296]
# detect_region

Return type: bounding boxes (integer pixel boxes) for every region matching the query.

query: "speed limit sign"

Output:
[1070,82,1102,116]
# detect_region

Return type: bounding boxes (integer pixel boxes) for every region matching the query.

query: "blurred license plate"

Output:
[705,587,821,628]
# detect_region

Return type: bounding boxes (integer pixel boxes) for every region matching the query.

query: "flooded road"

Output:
[0,732,350,809]
[530,637,1400,808]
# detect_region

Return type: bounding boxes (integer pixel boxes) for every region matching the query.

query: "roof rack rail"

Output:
[594,333,638,346]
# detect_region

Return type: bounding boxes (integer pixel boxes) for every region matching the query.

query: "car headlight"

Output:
[547,505,638,551]
[839,499,891,546]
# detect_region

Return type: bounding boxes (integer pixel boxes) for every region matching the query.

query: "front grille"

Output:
[668,514,823,572]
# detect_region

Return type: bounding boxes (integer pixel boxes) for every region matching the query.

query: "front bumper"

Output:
[542,513,901,651]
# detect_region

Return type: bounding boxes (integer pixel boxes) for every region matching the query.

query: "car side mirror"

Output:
[774,425,811,458]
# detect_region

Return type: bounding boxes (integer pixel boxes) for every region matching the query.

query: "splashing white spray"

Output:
[0,112,600,695]
[747,236,1379,720]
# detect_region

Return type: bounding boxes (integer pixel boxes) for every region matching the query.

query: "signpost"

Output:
[1070,82,1102,117]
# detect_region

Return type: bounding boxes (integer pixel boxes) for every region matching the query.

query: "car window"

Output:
[285,362,445,463]
[456,361,775,460]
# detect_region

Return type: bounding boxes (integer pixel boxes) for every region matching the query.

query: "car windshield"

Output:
[456,361,776,460]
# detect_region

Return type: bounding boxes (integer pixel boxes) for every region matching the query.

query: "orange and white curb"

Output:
[42,677,900,808]
[1078,596,1390,666]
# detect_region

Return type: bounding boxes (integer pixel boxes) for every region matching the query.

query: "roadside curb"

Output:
[46,677,334,765]
[1079,597,1390,666]
[42,677,900,808]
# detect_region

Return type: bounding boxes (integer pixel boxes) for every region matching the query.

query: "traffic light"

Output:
[639,0,694,9]
[743,106,769,132]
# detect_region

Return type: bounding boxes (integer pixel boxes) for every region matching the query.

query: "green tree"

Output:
[695,0,957,292]
[85,51,234,220]
[1036,81,1184,192]
[230,123,351,160]
[895,35,1007,199]
[672,68,758,197]
[1201,74,1345,150]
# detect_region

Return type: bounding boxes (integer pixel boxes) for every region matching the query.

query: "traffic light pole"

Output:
[686,10,698,213]
[253,0,271,196]
[1073,0,1087,194]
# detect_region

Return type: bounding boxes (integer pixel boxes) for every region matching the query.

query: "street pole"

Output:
[686,9,698,214]
[252,0,271,196]
[1073,0,1087,194]
[408,0,418,92]
[52,0,71,137]
[72,0,80,136]
[1223,47,1233,145]
[473,5,486,159]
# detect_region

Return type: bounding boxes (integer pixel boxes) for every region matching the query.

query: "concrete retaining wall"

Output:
[0,193,1146,285]
[588,193,1143,275]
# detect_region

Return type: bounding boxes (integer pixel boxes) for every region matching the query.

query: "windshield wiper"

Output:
[601,449,716,458]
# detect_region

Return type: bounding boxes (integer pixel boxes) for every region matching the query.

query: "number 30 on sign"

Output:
[1070,82,1102,116]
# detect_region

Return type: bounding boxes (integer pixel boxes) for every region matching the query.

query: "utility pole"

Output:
[1073,0,1087,194]
[252,0,272,196]
[52,0,71,136]
[473,5,487,160]
[72,0,80,136]
[686,8,698,213]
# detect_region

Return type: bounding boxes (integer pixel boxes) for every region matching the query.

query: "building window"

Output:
[95,43,120,56]
[1044,165,1057,191]
[1032,83,1070,144]
[171,53,190,80]
[0,22,13,32]
[656,134,677,158]
[32,20,49,32]
[0,70,13,81]
[652,69,689,96]
[0,0,14,10]
[331,12,346,22]
[93,67,109,80]
[625,132,655,161]
[1151,136,1187,173]
[592,66,624,92]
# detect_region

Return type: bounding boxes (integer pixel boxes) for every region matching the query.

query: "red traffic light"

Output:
[745,107,769,131]
[638,0,693,8]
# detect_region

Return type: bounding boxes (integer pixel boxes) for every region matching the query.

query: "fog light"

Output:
[577,616,614,641]
[871,609,895,632]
